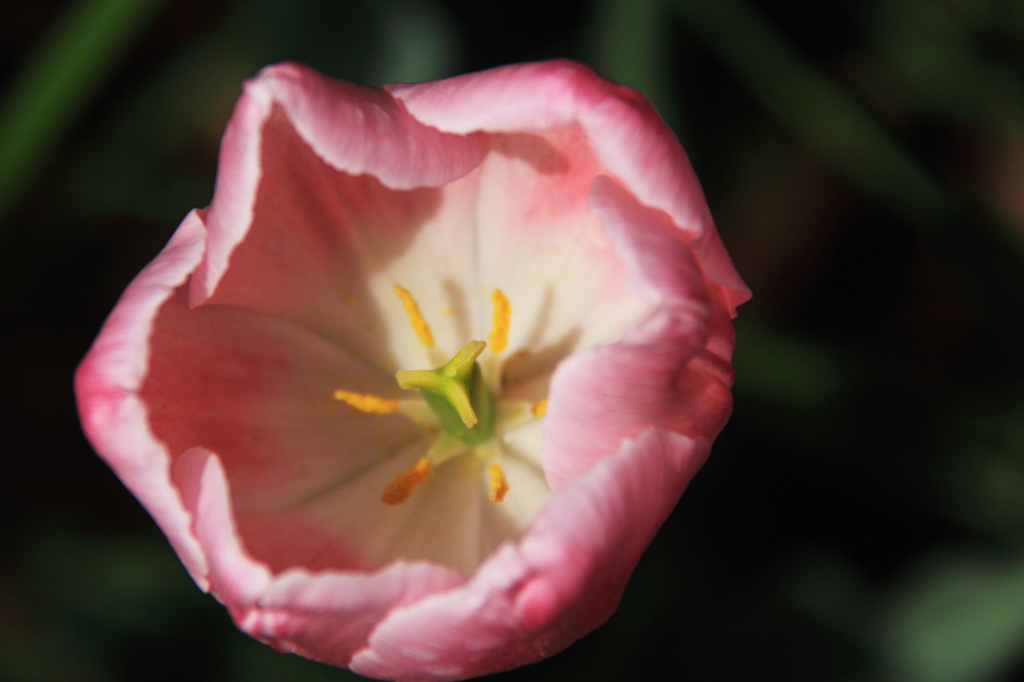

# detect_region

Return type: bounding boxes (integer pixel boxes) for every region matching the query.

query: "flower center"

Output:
[333,285,546,507]
[396,339,495,441]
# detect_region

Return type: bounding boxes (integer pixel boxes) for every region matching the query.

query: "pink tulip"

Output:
[75,60,749,681]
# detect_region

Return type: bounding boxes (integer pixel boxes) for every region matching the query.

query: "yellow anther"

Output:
[394,284,434,347]
[382,458,432,505]
[488,463,509,503]
[489,289,511,355]
[334,389,399,414]
[531,399,548,417]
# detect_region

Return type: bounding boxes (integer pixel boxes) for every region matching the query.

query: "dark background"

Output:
[3,0,1024,680]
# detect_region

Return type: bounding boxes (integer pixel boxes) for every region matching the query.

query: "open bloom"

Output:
[75,60,749,680]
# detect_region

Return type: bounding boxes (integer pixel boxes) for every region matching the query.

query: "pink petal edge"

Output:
[349,428,709,682]
[74,210,211,588]
[387,60,751,312]
[193,62,491,305]
[178,448,466,667]
[540,175,732,488]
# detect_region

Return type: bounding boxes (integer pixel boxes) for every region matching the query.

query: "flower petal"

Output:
[189,98,458,373]
[540,175,736,488]
[192,62,491,323]
[470,126,650,385]
[74,211,210,588]
[387,60,751,312]
[143,281,420,499]
[177,447,466,667]
[349,428,708,681]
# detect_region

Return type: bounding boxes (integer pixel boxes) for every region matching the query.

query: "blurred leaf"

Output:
[867,0,1024,126]
[66,38,258,226]
[0,0,163,226]
[62,0,463,230]
[786,553,872,636]
[228,636,363,682]
[941,401,1024,537]
[869,0,995,123]
[670,0,951,229]
[0,528,218,682]
[733,317,853,408]
[371,0,461,86]
[589,0,683,138]
[881,554,1024,682]
[28,530,202,634]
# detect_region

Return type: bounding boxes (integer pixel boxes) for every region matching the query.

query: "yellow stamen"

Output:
[531,399,548,417]
[394,284,435,347]
[382,458,432,505]
[488,463,509,503]
[489,289,511,355]
[334,389,399,414]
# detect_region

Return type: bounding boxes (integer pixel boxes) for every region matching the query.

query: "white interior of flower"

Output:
[305,130,651,575]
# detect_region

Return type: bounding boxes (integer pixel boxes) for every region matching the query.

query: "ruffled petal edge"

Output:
[75,210,211,588]
[387,60,750,313]
[192,62,492,304]
[349,428,708,682]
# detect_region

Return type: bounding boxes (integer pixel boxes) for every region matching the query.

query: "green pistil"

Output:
[396,340,496,443]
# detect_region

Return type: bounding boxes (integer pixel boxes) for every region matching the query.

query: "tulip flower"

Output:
[75,60,750,680]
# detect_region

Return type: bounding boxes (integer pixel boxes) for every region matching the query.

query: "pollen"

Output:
[488,463,509,503]
[531,399,548,417]
[489,289,511,354]
[382,458,432,505]
[333,389,399,414]
[394,284,435,347]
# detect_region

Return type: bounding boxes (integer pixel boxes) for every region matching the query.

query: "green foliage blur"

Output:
[1,0,1023,680]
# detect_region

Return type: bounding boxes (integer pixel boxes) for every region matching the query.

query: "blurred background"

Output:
[2,0,1024,680]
